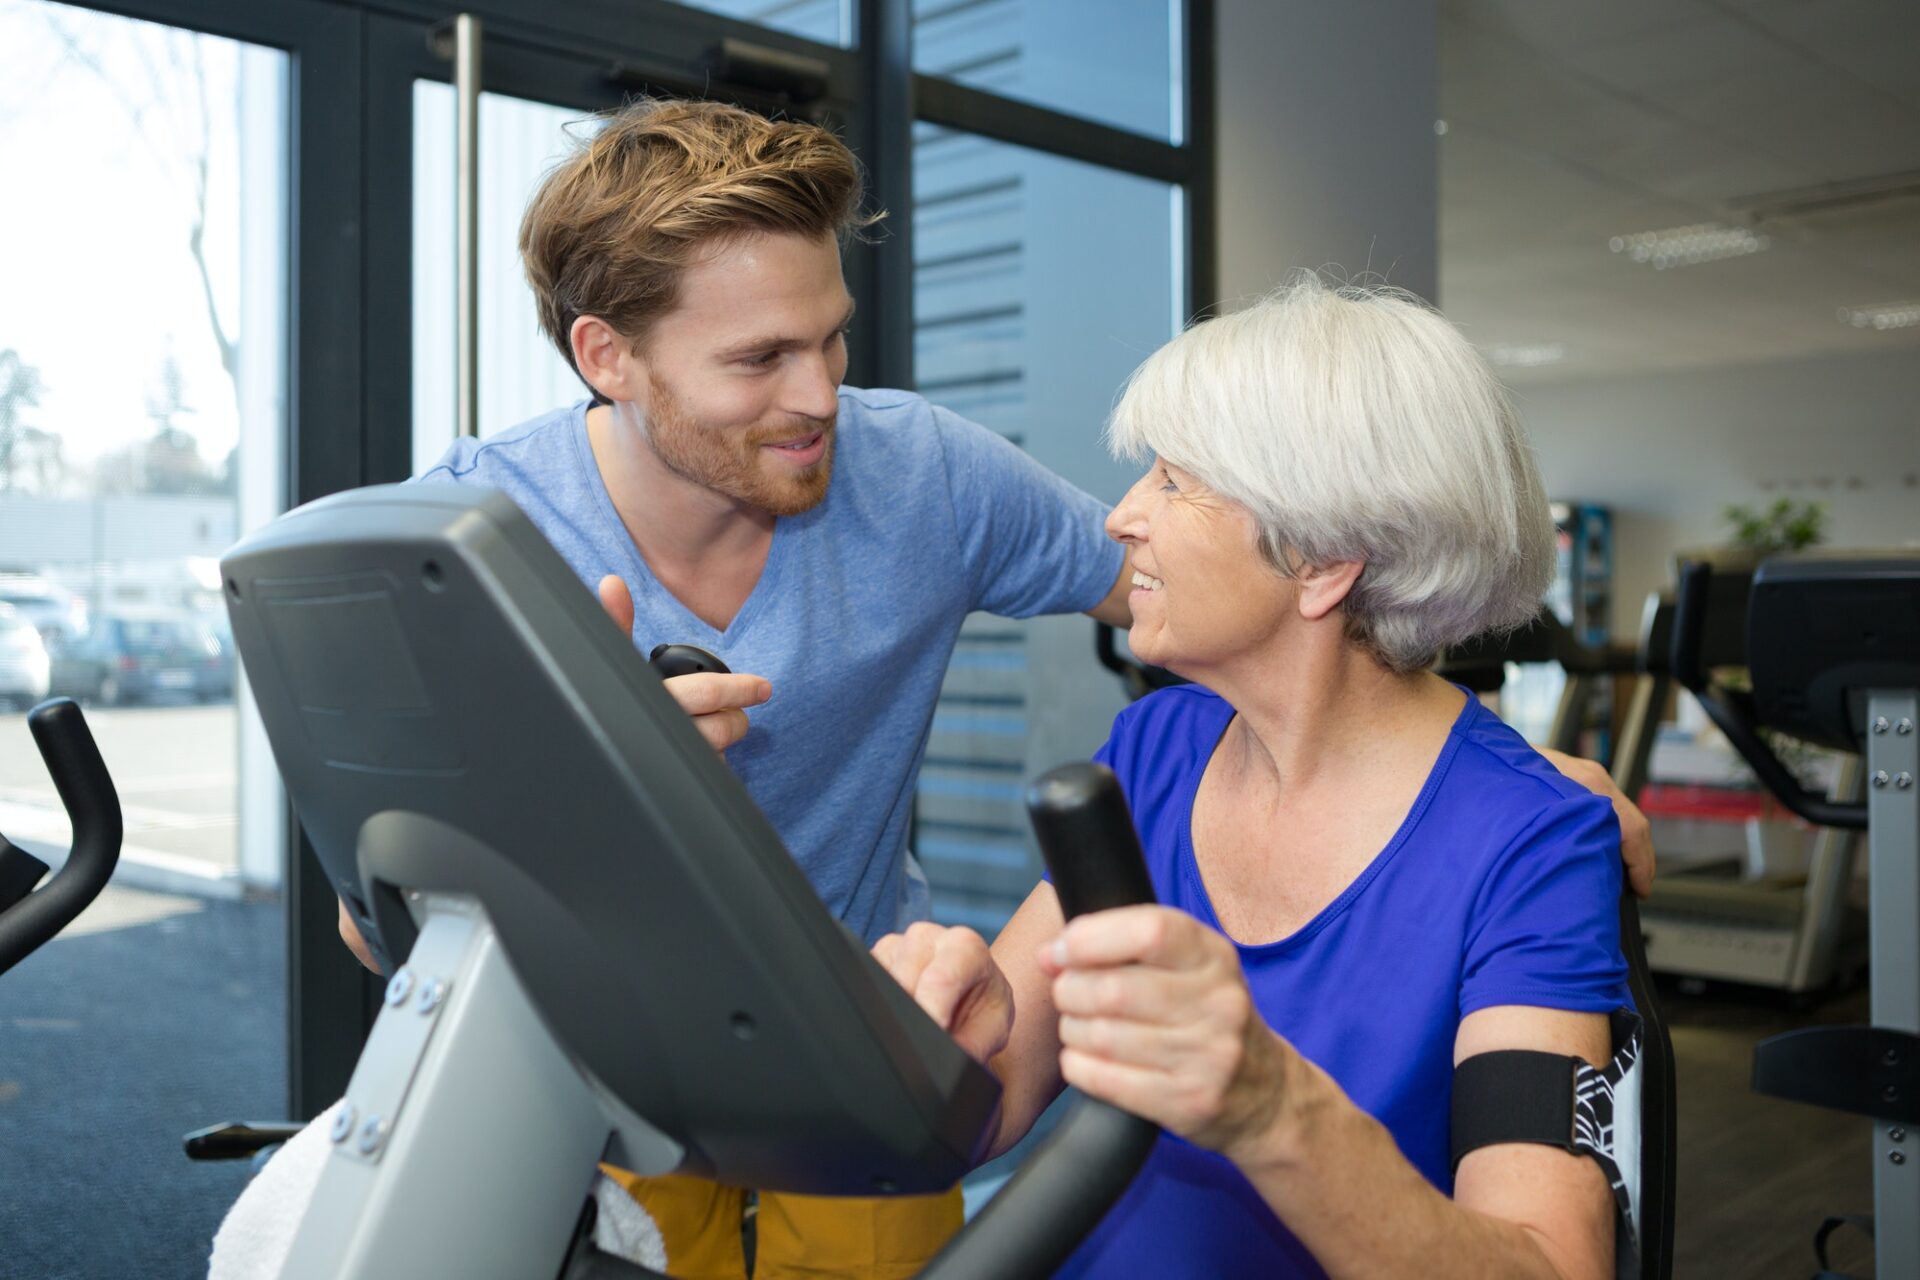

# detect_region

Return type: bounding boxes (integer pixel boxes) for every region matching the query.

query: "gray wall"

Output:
[1518,345,1920,642]
[1215,0,1439,306]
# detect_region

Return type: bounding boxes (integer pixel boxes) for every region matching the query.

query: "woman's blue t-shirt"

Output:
[1055,684,1631,1279]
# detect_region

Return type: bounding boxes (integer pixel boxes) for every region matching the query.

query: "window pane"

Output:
[914,0,1180,142]
[672,0,853,48]
[412,85,598,473]
[0,0,288,1270]
[911,125,1180,933]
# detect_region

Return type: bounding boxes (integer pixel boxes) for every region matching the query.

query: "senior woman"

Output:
[879,276,1631,1279]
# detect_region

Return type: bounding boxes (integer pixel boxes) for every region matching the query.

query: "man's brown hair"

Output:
[520,98,880,377]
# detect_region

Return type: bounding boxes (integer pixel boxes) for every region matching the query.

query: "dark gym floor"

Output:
[0,895,1881,1279]
[0,890,283,1280]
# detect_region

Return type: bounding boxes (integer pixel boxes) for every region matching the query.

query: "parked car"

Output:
[0,574,89,649]
[0,603,52,710]
[49,613,232,706]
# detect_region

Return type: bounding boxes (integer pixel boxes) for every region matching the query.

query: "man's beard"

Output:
[643,374,836,518]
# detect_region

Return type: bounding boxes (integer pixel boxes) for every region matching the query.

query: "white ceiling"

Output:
[1438,0,1920,382]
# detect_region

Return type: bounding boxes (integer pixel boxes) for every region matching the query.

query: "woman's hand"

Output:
[597,575,770,753]
[871,922,1016,1066]
[1042,905,1294,1164]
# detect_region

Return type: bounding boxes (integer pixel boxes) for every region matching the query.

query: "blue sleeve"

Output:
[929,405,1124,619]
[1459,793,1631,1018]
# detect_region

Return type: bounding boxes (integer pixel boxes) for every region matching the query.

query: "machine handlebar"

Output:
[0,699,125,976]
[1670,560,1865,831]
[919,762,1161,1280]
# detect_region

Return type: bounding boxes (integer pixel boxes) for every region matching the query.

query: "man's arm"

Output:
[1086,561,1133,628]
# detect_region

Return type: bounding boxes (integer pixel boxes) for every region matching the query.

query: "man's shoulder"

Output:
[414,402,587,488]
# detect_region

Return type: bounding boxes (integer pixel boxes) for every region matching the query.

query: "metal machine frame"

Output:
[1671,554,1920,1280]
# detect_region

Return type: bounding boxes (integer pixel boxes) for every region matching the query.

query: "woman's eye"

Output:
[1159,466,1179,493]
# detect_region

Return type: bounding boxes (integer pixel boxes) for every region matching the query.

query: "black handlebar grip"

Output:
[916,762,1161,1280]
[0,699,124,976]
[1026,763,1156,921]
[648,643,731,679]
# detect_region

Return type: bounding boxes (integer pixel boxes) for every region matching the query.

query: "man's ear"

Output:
[571,315,645,404]
[1295,560,1364,622]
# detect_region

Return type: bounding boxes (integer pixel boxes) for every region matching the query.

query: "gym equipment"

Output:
[219,484,1160,1279]
[184,638,736,1171]
[1671,553,1920,1280]
[0,699,122,977]
[1636,556,1868,995]
[1098,613,1677,1280]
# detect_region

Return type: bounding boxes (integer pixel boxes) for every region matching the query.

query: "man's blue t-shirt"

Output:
[1057,684,1631,1279]
[416,388,1122,944]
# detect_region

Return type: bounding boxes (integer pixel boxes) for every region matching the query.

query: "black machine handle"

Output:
[647,643,730,679]
[0,699,125,976]
[182,1121,308,1161]
[1669,560,1866,830]
[919,762,1161,1280]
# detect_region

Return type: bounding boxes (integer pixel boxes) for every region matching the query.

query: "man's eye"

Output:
[740,351,780,369]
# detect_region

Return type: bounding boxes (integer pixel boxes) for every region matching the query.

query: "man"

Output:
[347,98,1652,1278]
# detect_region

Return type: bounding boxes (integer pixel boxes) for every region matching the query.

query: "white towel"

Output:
[207,1100,667,1277]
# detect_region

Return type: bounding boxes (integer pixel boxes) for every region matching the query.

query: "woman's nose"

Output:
[1105,477,1149,543]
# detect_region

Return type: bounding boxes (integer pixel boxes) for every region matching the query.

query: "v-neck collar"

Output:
[569,402,790,645]
[1177,687,1475,953]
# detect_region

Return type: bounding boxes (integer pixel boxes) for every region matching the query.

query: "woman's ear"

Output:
[571,315,644,404]
[1295,560,1364,621]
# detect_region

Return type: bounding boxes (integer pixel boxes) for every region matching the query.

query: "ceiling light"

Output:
[1837,300,1920,331]
[1486,342,1566,368]
[1607,222,1769,269]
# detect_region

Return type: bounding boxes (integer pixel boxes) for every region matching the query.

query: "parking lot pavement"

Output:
[1,703,242,897]
[0,885,284,1279]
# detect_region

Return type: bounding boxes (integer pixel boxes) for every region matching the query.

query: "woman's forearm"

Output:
[1234,1053,1601,1280]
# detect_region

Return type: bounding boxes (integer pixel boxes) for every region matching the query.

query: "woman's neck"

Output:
[1204,635,1465,798]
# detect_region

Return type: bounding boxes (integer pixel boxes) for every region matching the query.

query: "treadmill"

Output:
[1669,552,1920,1279]
[216,484,1160,1280]
[1634,554,1868,995]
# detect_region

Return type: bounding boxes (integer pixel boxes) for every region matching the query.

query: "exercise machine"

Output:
[217,484,1160,1279]
[1635,557,1868,995]
[1671,553,1919,1279]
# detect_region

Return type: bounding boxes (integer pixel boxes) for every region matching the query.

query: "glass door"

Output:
[0,0,291,1269]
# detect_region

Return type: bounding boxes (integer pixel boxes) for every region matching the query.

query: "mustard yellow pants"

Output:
[601,1167,964,1280]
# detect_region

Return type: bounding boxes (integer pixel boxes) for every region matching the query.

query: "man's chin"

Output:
[748,454,833,517]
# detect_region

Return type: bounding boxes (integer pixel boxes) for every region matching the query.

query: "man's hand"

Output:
[1538,748,1654,898]
[872,922,1015,1066]
[338,898,381,974]
[598,575,770,753]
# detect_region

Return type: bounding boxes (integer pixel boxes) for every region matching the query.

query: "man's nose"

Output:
[788,356,840,421]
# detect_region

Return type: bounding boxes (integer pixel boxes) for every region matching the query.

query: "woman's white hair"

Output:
[1107,272,1554,673]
